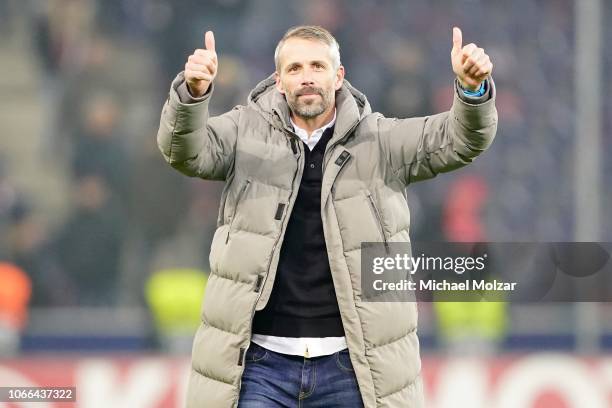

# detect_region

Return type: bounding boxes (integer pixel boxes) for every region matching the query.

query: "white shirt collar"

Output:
[290,109,337,151]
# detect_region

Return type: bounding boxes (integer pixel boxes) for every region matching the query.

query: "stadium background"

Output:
[0,0,611,406]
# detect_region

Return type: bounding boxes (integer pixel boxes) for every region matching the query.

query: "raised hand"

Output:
[451,27,493,91]
[185,31,218,98]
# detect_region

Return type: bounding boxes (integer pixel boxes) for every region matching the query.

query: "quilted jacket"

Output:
[157,71,498,407]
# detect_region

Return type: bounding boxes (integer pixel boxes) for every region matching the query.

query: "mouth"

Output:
[298,92,321,100]
[297,87,322,97]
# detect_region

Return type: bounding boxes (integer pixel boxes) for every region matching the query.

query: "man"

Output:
[157,25,497,407]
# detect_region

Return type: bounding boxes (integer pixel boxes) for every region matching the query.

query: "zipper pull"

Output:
[254,275,264,292]
[290,138,298,155]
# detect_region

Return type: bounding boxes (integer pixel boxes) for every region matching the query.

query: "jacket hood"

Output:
[247,73,372,139]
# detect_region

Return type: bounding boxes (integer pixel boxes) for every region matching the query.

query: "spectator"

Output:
[52,174,125,306]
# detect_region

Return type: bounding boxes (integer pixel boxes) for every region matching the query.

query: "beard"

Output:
[286,85,334,119]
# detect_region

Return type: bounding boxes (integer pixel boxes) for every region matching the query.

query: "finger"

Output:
[194,49,217,65]
[452,27,462,54]
[185,70,214,82]
[462,58,475,74]
[193,49,209,57]
[475,63,493,81]
[467,53,488,76]
[194,49,216,59]
[189,53,217,67]
[473,55,491,77]
[469,48,485,61]
[461,43,477,64]
[203,60,216,73]
[462,48,483,72]
[205,31,215,52]
[186,62,215,75]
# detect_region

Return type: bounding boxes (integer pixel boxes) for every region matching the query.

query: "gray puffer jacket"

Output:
[157,71,497,407]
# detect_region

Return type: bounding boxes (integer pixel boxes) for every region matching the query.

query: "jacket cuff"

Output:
[172,71,214,105]
[451,75,497,130]
[166,71,213,133]
[455,77,492,104]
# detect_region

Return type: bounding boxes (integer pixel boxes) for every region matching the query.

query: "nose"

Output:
[300,76,315,87]
[299,68,315,86]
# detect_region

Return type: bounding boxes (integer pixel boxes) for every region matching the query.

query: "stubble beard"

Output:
[286,86,334,119]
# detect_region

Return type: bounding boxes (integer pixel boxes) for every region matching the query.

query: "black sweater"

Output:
[252,126,344,337]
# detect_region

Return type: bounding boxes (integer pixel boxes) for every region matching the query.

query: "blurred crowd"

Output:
[0,0,610,316]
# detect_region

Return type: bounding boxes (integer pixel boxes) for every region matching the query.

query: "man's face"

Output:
[275,38,344,119]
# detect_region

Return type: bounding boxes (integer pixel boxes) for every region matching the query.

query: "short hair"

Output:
[274,25,341,72]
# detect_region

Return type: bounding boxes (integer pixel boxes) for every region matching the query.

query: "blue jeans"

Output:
[238,342,364,407]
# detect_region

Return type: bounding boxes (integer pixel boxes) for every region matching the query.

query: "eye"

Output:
[288,66,298,72]
[314,63,324,69]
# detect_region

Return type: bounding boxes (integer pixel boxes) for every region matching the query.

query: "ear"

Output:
[275,71,285,95]
[334,65,345,91]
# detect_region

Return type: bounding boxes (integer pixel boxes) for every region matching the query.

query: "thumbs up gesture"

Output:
[451,27,493,91]
[185,31,218,98]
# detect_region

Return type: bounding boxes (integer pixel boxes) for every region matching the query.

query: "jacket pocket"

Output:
[366,191,389,250]
[226,178,251,243]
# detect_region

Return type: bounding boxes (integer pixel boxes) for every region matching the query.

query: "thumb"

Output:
[452,27,462,54]
[205,30,216,53]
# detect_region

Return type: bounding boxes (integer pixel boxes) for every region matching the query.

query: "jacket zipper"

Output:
[256,132,301,291]
[367,191,390,252]
[259,134,302,300]
[235,136,303,407]
[226,179,251,244]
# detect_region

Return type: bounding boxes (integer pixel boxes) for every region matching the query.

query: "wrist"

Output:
[187,82,207,98]
[457,76,478,90]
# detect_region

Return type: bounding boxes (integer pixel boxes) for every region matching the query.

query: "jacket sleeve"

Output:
[377,75,498,185]
[157,71,240,181]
